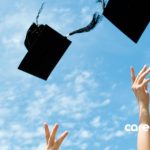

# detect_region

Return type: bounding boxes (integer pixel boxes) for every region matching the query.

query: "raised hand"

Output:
[131,65,150,109]
[44,123,68,150]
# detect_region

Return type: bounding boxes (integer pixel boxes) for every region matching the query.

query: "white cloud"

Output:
[100,130,126,141]
[74,71,98,92]
[79,128,92,139]
[104,146,111,150]
[80,6,92,24]
[30,143,45,150]
[120,105,127,111]
[112,115,127,127]
[115,130,126,137]
[1,33,23,49]
[99,99,110,107]
[61,122,75,129]
[80,143,88,150]
[90,116,101,128]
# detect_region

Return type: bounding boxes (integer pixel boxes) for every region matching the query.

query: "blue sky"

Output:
[0,0,150,150]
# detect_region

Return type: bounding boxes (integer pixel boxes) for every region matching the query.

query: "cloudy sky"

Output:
[0,0,150,150]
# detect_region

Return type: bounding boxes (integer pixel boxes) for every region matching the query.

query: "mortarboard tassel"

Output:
[68,0,106,36]
[69,12,102,36]
[24,2,45,50]
[34,1,105,37]
[36,2,45,26]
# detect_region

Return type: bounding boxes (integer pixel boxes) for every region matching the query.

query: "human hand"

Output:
[44,123,68,150]
[131,65,150,109]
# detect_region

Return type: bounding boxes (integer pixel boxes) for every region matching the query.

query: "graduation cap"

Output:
[18,2,103,80]
[18,3,72,80]
[18,23,71,80]
[103,0,150,43]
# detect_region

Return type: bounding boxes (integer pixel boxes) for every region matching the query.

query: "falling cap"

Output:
[103,0,150,43]
[18,23,72,80]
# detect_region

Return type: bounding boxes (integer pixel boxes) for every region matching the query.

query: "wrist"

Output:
[139,107,149,114]
[138,102,149,111]
[139,106,150,125]
[139,106,149,115]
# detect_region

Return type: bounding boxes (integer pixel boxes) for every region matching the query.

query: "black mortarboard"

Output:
[103,0,150,43]
[18,23,71,80]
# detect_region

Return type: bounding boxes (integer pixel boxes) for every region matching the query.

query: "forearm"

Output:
[139,106,150,124]
[138,106,150,150]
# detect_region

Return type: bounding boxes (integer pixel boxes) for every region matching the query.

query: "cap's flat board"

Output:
[18,25,71,80]
[103,0,150,43]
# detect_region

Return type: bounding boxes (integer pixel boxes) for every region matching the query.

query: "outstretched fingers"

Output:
[137,68,150,84]
[131,66,136,83]
[54,131,68,149]
[48,124,59,148]
[136,65,147,81]
[131,66,150,93]
[44,123,51,144]
[142,78,150,88]
[137,65,147,79]
[45,123,68,150]
[131,65,150,86]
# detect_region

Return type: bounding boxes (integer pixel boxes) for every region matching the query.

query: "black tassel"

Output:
[36,2,45,26]
[69,12,102,36]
